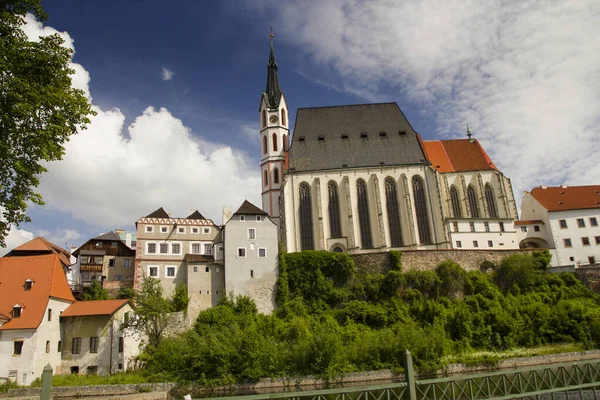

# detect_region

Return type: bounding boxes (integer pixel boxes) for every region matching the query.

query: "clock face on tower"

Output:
[269,114,279,123]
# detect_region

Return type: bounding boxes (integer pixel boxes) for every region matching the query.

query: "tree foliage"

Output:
[171,283,190,314]
[82,280,109,301]
[0,0,95,245]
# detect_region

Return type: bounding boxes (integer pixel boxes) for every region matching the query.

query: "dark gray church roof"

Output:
[288,103,429,172]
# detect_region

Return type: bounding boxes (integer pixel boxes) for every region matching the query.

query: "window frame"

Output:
[582,237,590,246]
[237,247,247,258]
[14,340,24,355]
[147,265,159,278]
[456,240,462,248]
[165,266,176,278]
[473,240,479,248]
[564,238,572,248]
[160,226,169,233]
[145,226,154,233]
[590,217,598,227]
[559,219,568,229]
[159,243,169,254]
[89,337,99,354]
[248,228,256,240]
[203,227,211,234]
[191,227,200,234]
[177,227,185,234]
[171,242,182,255]
[258,248,267,258]
[72,337,81,355]
[577,218,586,228]
[146,242,156,254]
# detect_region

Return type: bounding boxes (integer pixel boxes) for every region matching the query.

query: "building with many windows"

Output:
[519,185,600,266]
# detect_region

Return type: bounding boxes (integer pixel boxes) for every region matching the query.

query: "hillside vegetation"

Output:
[142,250,600,385]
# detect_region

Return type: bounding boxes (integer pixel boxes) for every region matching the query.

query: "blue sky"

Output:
[3,0,599,252]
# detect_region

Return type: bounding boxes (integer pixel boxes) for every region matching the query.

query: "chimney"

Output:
[560,184,568,189]
[222,206,233,225]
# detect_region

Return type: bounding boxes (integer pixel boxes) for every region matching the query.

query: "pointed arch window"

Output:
[273,167,279,184]
[467,185,480,218]
[281,108,287,127]
[412,175,432,244]
[485,184,498,218]
[299,182,314,250]
[385,177,403,247]
[283,135,287,151]
[262,110,267,128]
[328,181,342,239]
[262,136,267,155]
[356,179,373,249]
[272,133,278,151]
[450,186,462,218]
[263,170,268,187]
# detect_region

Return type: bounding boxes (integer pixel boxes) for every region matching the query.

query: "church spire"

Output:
[265,29,282,109]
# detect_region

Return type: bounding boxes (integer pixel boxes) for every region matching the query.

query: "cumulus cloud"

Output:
[22,16,261,232]
[161,68,174,81]
[0,227,35,256]
[251,0,600,201]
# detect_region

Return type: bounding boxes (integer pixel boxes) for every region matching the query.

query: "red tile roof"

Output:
[0,254,75,330]
[60,299,130,318]
[529,185,600,212]
[514,220,544,225]
[423,139,497,173]
[6,237,72,267]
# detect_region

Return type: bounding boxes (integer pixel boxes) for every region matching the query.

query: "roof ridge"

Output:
[297,102,397,111]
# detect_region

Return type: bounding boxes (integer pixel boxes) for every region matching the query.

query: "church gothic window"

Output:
[385,177,403,247]
[450,186,462,218]
[356,179,373,249]
[299,182,314,250]
[328,181,342,239]
[283,134,287,151]
[273,168,279,184]
[263,170,268,187]
[262,110,267,128]
[412,175,432,244]
[467,185,480,218]
[262,136,267,155]
[281,108,287,126]
[272,133,278,151]
[485,184,498,218]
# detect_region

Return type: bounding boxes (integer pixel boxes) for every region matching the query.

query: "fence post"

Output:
[40,363,52,400]
[404,350,417,400]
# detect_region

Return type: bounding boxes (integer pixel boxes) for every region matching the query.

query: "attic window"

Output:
[342,164,348,168]
[341,134,348,139]
[317,135,325,141]
[24,279,32,291]
[379,131,387,137]
[298,136,305,142]
[360,132,368,138]
[398,130,407,135]
[12,305,22,318]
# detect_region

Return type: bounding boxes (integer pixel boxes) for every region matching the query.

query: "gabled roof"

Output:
[61,299,130,318]
[5,237,72,267]
[186,210,206,220]
[529,185,600,212]
[288,103,429,172]
[145,207,170,219]
[0,254,75,330]
[233,200,268,216]
[422,139,497,173]
[92,231,122,241]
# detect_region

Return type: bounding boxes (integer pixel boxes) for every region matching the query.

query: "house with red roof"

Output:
[519,185,600,266]
[0,254,75,385]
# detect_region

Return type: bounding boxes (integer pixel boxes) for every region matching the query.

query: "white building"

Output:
[0,254,75,385]
[519,185,600,266]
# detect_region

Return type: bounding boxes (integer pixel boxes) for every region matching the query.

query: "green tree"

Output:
[0,0,95,246]
[82,280,109,301]
[120,278,173,351]
[117,286,135,299]
[170,283,189,314]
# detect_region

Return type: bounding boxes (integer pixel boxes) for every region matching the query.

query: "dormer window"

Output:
[24,279,32,291]
[12,305,22,318]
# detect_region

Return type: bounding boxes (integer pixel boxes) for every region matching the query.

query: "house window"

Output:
[499,222,505,232]
[357,178,373,249]
[470,222,475,232]
[272,132,278,151]
[570,256,575,262]
[14,340,23,355]
[590,217,598,227]
[24,279,32,290]
[238,248,246,258]
[521,226,527,232]
[262,110,267,128]
[147,243,156,254]
[473,240,479,248]
[282,108,287,126]
[484,222,490,232]
[564,238,572,248]
[89,337,99,353]
[456,241,462,248]
[385,177,403,247]
[58,341,62,352]
[205,266,210,272]
[250,270,254,278]
[148,266,158,277]
[192,244,201,254]
[109,259,115,267]
[178,227,185,233]
[485,184,498,218]
[123,259,131,268]
[263,170,268,187]
[80,256,88,264]
[589,256,596,265]
[582,237,590,246]
[159,243,168,254]
[240,215,246,221]
[95,256,103,264]
[118,337,124,353]
[413,176,432,245]
[48,309,52,321]
[161,226,168,233]
[193,266,197,272]
[171,243,181,254]
[204,244,212,254]
[450,186,462,218]
[328,181,343,239]
[577,218,586,228]
[218,246,224,253]
[534,225,540,232]
[203,227,210,234]
[559,219,567,229]
[273,167,280,184]
[595,236,600,244]
[258,248,266,257]
[192,227,199,234]
[95,242,103,248]
[72,337,81,354]
[111,242,118,248]
[70,366,79,374]
[86,366,98,375]
[488,240,493,247]
[262,135,267,154]
[145,226,154,233]
[118,363,123,370]
[248,228,256,240]
[453,222,459,232]
[299,182,315,250]
[467,185,480,218]
[216,267,220,272]
[166,267,175,277]
[256,215,262,221]
[12,306,21,318]
[46,341,50,353]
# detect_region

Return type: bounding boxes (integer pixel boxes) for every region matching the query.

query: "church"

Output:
[259,39,520,254]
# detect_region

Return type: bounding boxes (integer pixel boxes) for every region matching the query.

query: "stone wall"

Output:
[575,266,600,293]
[352,249,536,274]
[5,383,173,399]
[102,280,133,299]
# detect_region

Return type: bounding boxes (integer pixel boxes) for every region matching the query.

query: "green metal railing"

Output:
[208,351,600,400]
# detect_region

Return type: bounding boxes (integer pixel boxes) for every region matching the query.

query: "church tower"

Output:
[259,35,288,227]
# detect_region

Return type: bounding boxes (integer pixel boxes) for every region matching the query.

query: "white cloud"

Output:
[21,16,261,231]
[0,227,35,256]
[253,0,600,201]
[161,68,174,81]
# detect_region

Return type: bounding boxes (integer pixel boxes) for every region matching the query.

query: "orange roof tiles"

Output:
[7,237,72,267]
[0,254,75,330]
[530,185,600,212]
[61,299,131,318]
[423,139,497,173]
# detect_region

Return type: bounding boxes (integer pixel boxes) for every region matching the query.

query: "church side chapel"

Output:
[260,37,519,254]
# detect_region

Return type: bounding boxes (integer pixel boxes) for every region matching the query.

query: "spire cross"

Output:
[466,124,474,143]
